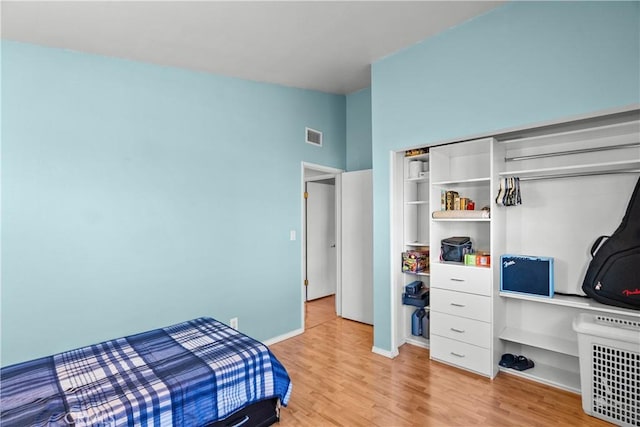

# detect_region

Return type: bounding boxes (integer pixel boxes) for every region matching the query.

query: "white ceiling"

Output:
[1,1,504,94]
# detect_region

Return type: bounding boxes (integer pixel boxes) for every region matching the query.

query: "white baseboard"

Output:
[371,346,399,359]
[263,328,304,346]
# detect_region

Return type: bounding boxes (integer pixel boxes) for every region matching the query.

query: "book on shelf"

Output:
[445,191,458,210]
[441,190,475,211]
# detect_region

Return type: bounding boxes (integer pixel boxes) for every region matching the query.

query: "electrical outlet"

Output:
[229,317,238,330]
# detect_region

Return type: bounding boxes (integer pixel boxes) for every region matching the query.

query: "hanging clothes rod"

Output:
[505,142,640,162]
[518,169,640,182]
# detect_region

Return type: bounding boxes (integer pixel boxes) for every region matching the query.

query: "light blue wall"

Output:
[346,87,372,171]
[371,1,640,351]
[1,41,346,366]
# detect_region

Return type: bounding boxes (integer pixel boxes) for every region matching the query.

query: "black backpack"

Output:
[582,177,640,310]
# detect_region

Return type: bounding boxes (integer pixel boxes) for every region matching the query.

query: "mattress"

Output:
[0,317,292,426]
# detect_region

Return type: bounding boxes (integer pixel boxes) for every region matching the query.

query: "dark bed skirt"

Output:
[207,398,280,427]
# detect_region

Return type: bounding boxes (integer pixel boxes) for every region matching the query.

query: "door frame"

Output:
[301,162,343,331]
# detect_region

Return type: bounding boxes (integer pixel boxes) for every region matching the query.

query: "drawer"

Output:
[430,334,491,376]
[430,262,492,296]
[430,288,491,322]
[430,311,491,348]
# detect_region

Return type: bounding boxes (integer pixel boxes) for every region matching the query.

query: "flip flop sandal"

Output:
[513,355,535,371]
[498,353,516,368]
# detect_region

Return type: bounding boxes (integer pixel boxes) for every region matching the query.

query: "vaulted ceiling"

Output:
[1,1,504,94]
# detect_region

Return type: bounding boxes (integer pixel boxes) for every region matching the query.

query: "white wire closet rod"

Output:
[504,142,640,162]
[517,169,640,182]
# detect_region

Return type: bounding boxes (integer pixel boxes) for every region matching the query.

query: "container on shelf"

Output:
[403,289,430,307]
[411,308,430,338]
[402,250,429,273]
[409,160,424,178]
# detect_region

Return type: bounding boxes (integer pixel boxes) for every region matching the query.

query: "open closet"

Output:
[391,106,640,393]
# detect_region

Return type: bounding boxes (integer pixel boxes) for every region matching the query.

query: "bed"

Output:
[0,317,292,426]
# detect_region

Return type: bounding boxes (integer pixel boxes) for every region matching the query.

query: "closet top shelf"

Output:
[499,159,640,179]
[498,120,640,147]
[431,177,490,186]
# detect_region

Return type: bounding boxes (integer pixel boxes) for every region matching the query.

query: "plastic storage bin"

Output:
[573,313,640,427]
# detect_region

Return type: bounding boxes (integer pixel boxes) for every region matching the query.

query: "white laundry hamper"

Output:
[573,313,640,427]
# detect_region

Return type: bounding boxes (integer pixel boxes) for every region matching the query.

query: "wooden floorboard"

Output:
[270,316,612,426]
[305,294,337,329]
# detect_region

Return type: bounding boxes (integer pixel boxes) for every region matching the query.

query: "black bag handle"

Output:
[590,235,609,257]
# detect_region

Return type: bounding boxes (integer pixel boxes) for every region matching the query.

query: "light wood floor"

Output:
[270,315,611,427]
[305,294,337,329]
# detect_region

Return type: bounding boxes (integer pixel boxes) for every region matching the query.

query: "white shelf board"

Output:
[499,120,640,147]
[499,364,580,394]
[499,292,640,318]
[403,270,430,277]
[405,200,429,205]
[405,336,430,349]
[499,327,578,357]
[405,177,429,184]
[405,241,429,247]
[434,261,492,271]
[500,159,640,179]
[432,217,491,222]
[431,177,490,186]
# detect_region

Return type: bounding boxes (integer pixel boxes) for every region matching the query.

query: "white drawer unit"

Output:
[430,288,491,323]
[430,263,492,296]
[430,335,492,376]
[430,311,491,349]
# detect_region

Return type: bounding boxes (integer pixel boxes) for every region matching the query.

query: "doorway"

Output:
[302,163,342,330]
[306,179,336,301]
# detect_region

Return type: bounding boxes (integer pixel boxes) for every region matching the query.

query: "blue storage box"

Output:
[402,289,430,307]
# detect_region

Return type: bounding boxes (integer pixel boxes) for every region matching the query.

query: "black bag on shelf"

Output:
[582,177,640,310]
[440,236,472,262]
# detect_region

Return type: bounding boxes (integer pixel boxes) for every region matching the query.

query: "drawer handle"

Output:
[450,327,465,333]
[450,352,465,358]
[450,303,466,307]
[450,278,465,282]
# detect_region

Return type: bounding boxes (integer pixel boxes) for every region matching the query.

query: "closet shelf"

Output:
[406,177,429,183]
[432,217,490,222]
[405,241,430,247]
[432,210,489,220]
[499,364,580,394]
[499,120,640,147]
[499,327,578,357]
[403,270,430,277]
[499,292,640,319]
[499,159,640,180]
[431,177,490,187]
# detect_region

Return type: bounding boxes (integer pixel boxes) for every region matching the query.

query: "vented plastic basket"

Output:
[573,313,640,427]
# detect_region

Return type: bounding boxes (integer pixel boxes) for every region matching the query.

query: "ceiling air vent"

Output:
[306,127,323,147]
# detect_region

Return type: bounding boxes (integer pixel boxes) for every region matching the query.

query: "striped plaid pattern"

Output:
[1,318,292,426]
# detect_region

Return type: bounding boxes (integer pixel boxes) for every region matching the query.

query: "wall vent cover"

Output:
[306,127,323,147]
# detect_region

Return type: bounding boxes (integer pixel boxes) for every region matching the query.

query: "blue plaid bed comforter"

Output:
[0,317,292,426]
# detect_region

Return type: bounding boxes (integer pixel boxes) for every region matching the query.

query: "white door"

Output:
[306,181,336,301]
[341,170,373,324]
